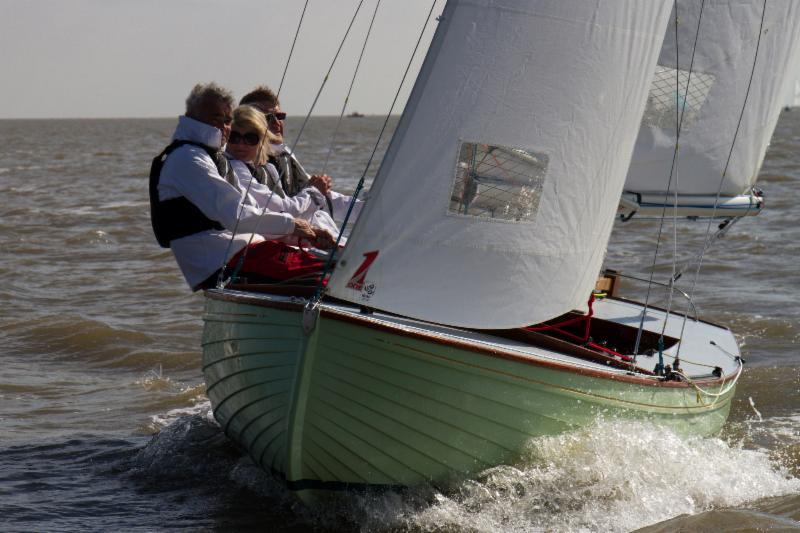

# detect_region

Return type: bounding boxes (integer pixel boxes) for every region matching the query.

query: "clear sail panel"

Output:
[449,142,548,223]
[642,66,715,130]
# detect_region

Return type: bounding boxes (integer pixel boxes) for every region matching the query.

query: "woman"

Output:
[211,105,338,286]
[226,105,334,225]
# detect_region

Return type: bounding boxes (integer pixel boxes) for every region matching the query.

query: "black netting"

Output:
[642,65,715,130]
[449,142,547,222]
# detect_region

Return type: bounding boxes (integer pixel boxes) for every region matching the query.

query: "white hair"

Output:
[185,83,234,115]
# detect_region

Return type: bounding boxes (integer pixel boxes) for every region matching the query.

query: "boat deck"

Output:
[209,289,740,381]
[319,296,739,380]
[592,298,740,377]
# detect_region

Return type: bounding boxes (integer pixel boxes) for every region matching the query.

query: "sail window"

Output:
[448,141,548,223]
[642,65,715,129]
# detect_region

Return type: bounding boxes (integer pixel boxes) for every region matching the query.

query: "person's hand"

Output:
[292,218,316,241]
[309,174,332,195]
[312,229,336,250]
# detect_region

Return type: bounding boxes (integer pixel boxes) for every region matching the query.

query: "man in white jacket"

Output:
[150,83,330,290]
[239,86,364,223]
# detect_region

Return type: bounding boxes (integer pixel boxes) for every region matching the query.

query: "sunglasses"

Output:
[266,112,287,122]
[228,131,260,146]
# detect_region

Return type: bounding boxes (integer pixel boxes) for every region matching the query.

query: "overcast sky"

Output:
[2,1,800,119]
[0,0,442,119]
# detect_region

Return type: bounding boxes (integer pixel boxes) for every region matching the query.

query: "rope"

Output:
[674,357,743,400]
[322,0,383,175]
[675,0,768,360]
[277,0,310,99]
[307,0,441,306]
[289,0,367,157]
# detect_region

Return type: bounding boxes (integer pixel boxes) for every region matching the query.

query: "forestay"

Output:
[792,80,800,109]
[624,0,800,211]
[327,0,673,329]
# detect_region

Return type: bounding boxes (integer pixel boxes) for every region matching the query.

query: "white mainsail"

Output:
[327,0,673,329]
[623,0,800,217]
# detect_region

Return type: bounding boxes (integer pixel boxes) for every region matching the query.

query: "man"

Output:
[239,86,364,223]
[150,83,331,291]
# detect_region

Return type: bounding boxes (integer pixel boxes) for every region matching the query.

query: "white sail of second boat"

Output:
[327,0,673,329]
[622,0,800,218]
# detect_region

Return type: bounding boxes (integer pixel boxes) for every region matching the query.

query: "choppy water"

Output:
[0,114,798,531]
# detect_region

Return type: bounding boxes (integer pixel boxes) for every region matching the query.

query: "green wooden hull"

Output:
[202,293,735,500]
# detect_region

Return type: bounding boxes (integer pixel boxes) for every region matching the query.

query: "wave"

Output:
[352,420,800,532]
[129,415,800,532]
[759,173,796,183]
[1,314,198,370]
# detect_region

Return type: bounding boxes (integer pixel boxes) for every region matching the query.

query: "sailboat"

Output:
[200,0,798,502]
[621,0,800,219]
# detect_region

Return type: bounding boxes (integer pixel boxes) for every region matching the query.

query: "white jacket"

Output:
[231,159,346,244]
[270,143,364,223]
[230,159,327,220]
[158,116,295,289]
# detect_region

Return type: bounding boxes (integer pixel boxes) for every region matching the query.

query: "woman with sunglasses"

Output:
[152,85,332,291]
[179,103,336,287]
[239,86,363,223]
[226,106,333,220]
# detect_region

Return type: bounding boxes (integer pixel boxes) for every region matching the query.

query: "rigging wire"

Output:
[289,0,368,157]
[277,0,310,99]
[674,0,769,360]
[306,0,442,306]
[218,0,364,288]
[664,2,684,341]
[321,0,383,175]
[215,1,311,288]
[215,163,278,289]
[633,0,707,362]
[670,216,741,283]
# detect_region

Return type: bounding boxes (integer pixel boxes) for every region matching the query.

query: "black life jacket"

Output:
[149,140,234,248]
[267,153,332,214]
[268,152,309,197]
[244,162,270,186]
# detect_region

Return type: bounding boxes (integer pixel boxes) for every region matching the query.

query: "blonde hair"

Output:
[232,105,280,165]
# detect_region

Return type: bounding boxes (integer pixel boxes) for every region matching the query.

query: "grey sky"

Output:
[0,0,441,119]
[2,1,800,119]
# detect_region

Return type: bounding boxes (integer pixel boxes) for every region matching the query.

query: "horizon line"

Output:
[0,113,396,121]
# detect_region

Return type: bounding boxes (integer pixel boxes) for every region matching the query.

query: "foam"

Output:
[357,420,800,532]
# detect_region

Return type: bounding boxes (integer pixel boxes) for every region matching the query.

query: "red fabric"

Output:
[226,240,325,283]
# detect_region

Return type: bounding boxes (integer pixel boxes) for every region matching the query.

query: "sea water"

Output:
[0,115,798,531]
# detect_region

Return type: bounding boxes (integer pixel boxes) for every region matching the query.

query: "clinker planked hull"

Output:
[202,290,736,501]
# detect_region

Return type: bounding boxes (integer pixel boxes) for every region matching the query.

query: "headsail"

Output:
[622,0,800,219]
[327,0,673,329]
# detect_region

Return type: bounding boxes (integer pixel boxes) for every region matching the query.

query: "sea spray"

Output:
[354,419,800,532]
